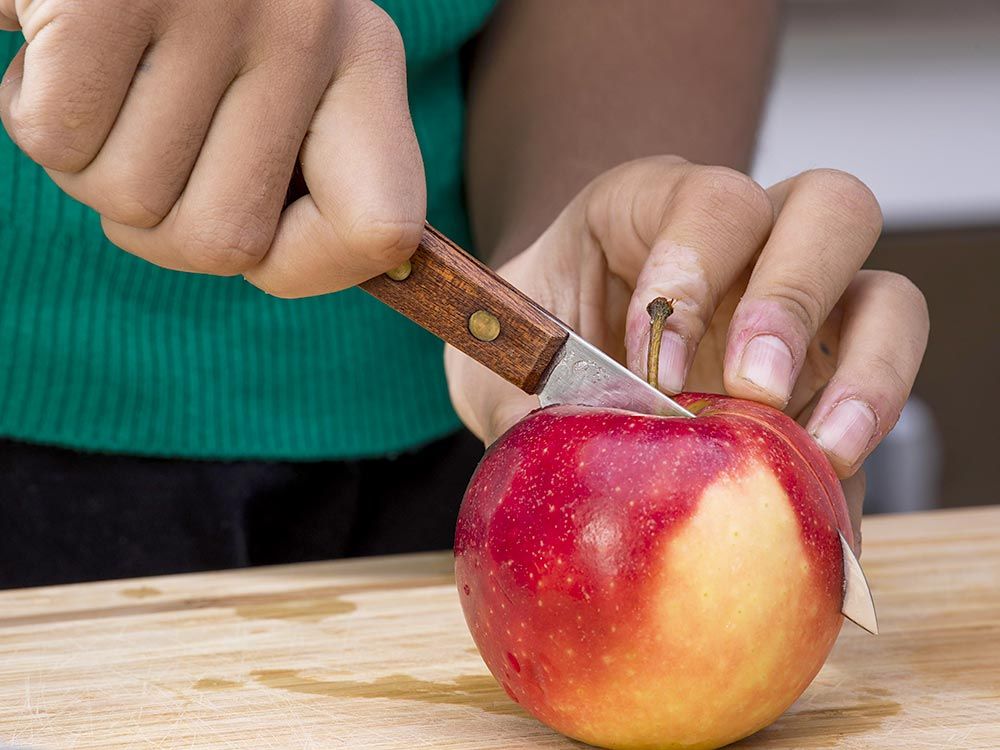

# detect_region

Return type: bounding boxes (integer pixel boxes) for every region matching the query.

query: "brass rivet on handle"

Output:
[385,260,412,281]
[469,310,501,342]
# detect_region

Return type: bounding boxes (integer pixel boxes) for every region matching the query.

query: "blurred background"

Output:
[753,0,999,512]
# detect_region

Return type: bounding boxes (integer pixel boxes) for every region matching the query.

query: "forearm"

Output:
[466,0,779,265]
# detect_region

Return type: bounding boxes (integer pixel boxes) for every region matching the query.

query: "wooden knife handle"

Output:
[359,224,568,393]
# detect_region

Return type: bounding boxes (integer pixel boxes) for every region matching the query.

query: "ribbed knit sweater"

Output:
[0,0,495,459]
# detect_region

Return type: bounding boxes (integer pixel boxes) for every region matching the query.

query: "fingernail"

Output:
[657,331,687,394]
[737,335,794,403]
[811,399,878,466]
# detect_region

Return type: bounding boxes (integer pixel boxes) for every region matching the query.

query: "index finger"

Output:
[622,164,774,393]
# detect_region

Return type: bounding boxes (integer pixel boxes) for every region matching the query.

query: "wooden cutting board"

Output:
[0,506,997,749]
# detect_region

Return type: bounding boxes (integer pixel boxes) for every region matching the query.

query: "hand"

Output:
[445,157,929,543]
[0,0,424,295]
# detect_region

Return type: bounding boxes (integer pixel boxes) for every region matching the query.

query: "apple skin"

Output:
[454,393,852,750]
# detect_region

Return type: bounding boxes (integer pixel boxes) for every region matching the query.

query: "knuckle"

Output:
[871,269,930,346]
[340,0,405,69]
[883,271,927,317]
[798,168,883,238]
[346,213,422,274]
[688,167,774,227]
[182,213,273,275]
[274,0,338,57]
[356,2,404,49]
[101,185,172,229]
[8,108,94,172]
[597,155,688,190]
[90,139,199,228]
[682,166,773,239]
[624,154,689,176]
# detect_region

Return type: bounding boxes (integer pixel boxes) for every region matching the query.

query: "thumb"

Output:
[445,343,538,445]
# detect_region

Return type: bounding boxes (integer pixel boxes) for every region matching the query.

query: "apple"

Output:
[454,393,853,750]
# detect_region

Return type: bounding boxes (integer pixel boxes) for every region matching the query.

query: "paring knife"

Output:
[363,223,693,419]
[360,223,878,634]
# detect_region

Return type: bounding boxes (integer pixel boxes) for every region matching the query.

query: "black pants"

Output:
[0,430,485,590]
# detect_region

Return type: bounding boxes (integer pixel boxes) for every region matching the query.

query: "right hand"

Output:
[0,0,425,296]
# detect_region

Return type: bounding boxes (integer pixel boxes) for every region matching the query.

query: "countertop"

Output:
[0,506,998,749]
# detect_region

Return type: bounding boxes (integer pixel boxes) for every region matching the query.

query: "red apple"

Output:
[455,393,853,750]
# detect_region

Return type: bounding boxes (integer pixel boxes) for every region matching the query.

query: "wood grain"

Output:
[0,506,997,749]
[360,224,567,393]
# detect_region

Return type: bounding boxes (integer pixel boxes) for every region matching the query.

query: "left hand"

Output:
[445,157,929,543]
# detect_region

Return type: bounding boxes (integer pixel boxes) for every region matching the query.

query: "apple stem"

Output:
[646,297,675,388]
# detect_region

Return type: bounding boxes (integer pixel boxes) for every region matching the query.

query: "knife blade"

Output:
[360,223,876,630]
[537,329,694,416]
[841,532,879,634]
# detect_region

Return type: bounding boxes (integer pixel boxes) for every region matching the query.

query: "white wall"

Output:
[752,0,1000,230]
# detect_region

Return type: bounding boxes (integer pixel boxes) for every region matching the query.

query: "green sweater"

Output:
[0,0,495,459]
